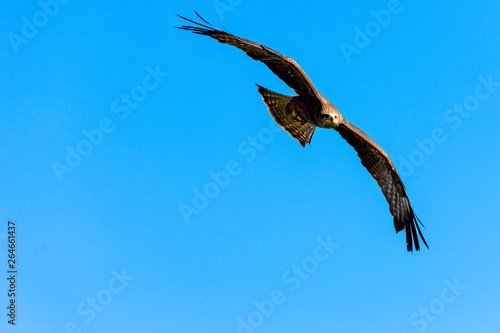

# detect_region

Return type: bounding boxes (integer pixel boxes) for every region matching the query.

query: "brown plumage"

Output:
[175,12,428,252]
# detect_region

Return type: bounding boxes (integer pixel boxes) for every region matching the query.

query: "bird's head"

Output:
[321,111,342,128]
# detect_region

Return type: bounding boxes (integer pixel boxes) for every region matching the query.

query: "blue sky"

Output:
[1,0,500,332]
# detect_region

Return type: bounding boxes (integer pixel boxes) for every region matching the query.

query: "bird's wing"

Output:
[175,13,322,102]
[334,121,428,252]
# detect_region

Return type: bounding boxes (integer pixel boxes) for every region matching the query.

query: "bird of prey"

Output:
[175,13,428,252]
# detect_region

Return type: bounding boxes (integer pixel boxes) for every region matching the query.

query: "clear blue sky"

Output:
[1,0,500,332]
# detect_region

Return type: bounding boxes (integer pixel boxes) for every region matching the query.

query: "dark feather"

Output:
[257,84,315,146]
[175,13,321,102]
[335,121,428,252]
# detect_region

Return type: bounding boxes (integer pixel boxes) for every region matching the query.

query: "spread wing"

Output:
[175,12,321,102]
[335,121,428,252]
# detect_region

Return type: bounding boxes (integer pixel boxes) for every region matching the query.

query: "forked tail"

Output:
[256,84,315,147]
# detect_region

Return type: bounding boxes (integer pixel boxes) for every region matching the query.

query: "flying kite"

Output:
[176,13,428,252]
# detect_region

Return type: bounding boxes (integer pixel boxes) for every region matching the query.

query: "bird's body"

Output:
[293,92,342,129]
[176,13,428,252]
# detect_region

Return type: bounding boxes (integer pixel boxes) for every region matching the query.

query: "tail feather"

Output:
[256,84,315,147]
